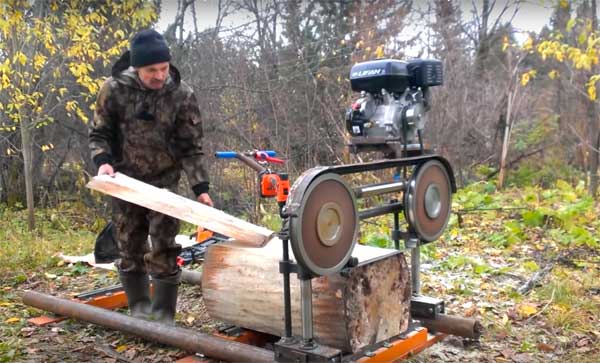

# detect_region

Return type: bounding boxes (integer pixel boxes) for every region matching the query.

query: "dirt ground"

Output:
[4,246,599,363]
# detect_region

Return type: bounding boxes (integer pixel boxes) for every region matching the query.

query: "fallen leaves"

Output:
[44,272,58,280]
[517,303,538,318]
[536,342,555,352]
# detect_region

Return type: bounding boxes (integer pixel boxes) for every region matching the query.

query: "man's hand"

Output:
[197,193,213,207]
[97,163,115,177]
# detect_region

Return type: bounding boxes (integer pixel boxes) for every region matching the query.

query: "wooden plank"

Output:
[86,173,274,247]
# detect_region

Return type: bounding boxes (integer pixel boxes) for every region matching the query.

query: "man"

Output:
[89,29,212,325]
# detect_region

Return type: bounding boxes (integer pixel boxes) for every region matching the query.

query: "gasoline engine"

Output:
[345,59,443,156]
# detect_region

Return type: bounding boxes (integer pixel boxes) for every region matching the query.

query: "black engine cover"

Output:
[350,59,410,93]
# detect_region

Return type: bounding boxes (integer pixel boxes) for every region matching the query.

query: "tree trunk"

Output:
[20,117,35,230]
[498,91,514,189]
[588,0,599,198]
[202,241,411,353]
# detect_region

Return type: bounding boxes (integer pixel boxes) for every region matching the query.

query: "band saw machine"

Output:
[22,58,482,362]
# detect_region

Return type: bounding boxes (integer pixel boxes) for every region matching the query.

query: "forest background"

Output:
[0,0,598,362]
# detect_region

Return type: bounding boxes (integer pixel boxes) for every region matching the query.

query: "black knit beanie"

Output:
[130,29,171,68]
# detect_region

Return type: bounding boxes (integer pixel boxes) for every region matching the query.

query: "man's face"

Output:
[136,62,169,90]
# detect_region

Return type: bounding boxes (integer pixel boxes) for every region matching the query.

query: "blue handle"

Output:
[215,150,277,158]
[259,150,277,157]
[215,151,238,158]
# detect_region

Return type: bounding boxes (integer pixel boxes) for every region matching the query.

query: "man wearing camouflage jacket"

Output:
[89,29,212,325]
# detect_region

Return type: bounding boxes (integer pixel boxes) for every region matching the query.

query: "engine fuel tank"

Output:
[350,59,410,94]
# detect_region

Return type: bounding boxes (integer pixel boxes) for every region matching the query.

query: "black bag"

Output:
[94,221,120,263]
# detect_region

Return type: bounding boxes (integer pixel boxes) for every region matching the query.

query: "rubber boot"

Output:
[119,271,152,319]
[150,270,181,325]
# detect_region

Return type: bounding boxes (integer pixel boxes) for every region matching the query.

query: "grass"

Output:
[1,178,599,362]
[0,202,101,286]
[536,268,599,334]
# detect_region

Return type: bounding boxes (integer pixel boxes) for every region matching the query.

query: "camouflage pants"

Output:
[112,194,182,277]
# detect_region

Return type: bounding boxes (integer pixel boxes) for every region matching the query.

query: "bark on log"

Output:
[86,173,274,247]
[202,240,411,353]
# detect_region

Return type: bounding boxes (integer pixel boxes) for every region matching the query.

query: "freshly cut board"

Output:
[86,173,274,247]
[202,241,411,353]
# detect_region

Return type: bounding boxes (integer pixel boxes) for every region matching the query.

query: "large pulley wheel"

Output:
[404,160,452,242]
[287,171,358,277]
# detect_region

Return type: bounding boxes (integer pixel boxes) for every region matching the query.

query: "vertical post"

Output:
[299,277,316,350]
[393,211,400,250]
[281,237,292,341]
[20,116,35,230]
[411,239,421,296]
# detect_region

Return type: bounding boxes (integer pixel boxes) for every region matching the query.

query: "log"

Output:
[417,314,483,340]
[22,290,275,363]
[86,173,274,247]
[202,240,411,353]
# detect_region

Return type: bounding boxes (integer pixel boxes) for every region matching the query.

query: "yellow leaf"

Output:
[374,45,385,59]
[115,345,128,353]
[33,54,46,71]
[588,84,597,101]
[13,52,27,66]
[560,0,568,9]
[548,70,559,80]
[518,303,538,317]
[502,35,510,52]
[5,317,20,324]
[520,70,537,86]
[523,36,533,51]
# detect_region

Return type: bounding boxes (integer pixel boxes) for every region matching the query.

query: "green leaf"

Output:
[523,261,539,272]
[522,210,545,227]
[473,263,492,275]
[555,179,572,192]
[566,18,576,33]
[364,233,390,249]
[505,220,523,236]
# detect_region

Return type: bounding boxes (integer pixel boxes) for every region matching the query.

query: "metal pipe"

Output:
[181,269,202,286]
[354,181,406,198]
[358,202,403,220]
[22,290,275,363]
[393,212,400,250]
[282,238,292,340]
[300,279,314,343]
[411,240,421,295]
[235,153,266,173]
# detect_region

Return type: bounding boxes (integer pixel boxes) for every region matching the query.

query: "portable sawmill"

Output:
[23,58,482,362]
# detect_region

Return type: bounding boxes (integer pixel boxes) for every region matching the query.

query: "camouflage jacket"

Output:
[89,52,209,195]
